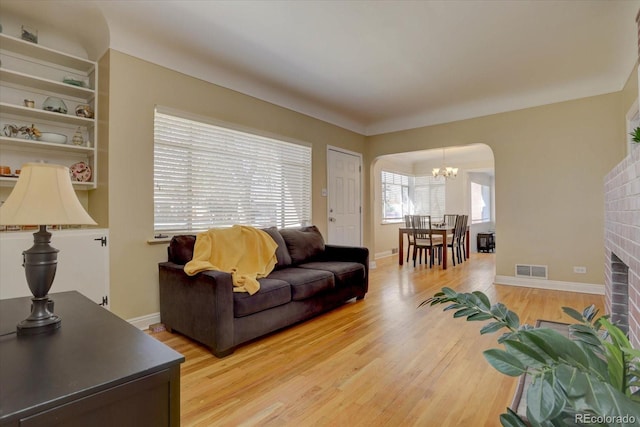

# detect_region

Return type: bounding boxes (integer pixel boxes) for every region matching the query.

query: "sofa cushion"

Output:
[279,225,325,265]
[299,262,365,288]
[261,227,292,269]
[168,235,196,265]
[267,267,334,301]
[233,278,292,317]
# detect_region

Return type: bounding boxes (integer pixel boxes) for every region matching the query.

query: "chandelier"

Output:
[432,148,458,179]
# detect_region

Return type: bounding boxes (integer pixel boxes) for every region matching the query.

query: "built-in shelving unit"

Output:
[0,33,98,189]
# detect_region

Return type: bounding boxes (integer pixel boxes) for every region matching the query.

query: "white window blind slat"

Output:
[381,171,446,222]
[154,110,312,233]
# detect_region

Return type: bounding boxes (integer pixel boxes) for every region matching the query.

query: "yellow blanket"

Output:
[184,225,278,295]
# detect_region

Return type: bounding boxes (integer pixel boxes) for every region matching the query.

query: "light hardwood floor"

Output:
[151,252,604,426]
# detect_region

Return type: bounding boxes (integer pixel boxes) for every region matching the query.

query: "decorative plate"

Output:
[69,161,92,182]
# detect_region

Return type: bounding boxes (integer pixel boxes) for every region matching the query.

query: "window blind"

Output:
[154,110,312,233]
[414,175,445,219]
[381,171,410,220]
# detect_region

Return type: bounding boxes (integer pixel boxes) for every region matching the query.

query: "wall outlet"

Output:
[573,266,587,274]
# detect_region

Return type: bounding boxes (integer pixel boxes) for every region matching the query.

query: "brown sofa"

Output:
[158,226,369,357]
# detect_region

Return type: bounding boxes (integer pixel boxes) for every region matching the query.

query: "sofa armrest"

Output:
[322,244,369,266]
[159,262,236,357]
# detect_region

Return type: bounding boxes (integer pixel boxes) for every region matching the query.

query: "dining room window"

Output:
[471,181,491,224]
[414,175,445,219]
[381,171,410,222]
[381,171,445,223]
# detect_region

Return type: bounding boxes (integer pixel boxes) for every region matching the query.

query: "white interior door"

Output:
[327,148,362,245]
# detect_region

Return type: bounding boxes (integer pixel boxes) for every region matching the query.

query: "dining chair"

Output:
[443,214,457,228]
[446,214,466,266]
[411,215,443,267]
[459,214,469,262]
[443,214,458,240]
[404,215,415,263]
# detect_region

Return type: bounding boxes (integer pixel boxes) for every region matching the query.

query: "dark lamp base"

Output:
[17,226,62,336]
[17,314,61,335]
[17,297,62,336]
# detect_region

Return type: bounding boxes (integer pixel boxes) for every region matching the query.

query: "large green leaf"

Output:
[526,376,561,422]
[591,380,640,426]
[574,342,609,382]
[472,291,491,310]
[569,327,603,348]
[603,341,625,392]
[506,310,521,330]
[499,408,528,427]
[562,306,585,322]
[601,317,632,350]
[467,312,493,322]
[522,329,590,368]
[554,365,640,424]
[442,287,457,298]
[481,321,507,335]
[484,348,526,376]
[503,339,548,369]
[453,307,478,318]
[491,303,509,319]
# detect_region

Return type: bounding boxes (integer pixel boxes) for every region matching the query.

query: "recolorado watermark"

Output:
[575,414,636,424]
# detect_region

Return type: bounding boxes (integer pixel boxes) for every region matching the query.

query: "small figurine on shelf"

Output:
[21,25,38,44]
[18,124,41,140]
[3,124,19,138]
[72,127,84,146]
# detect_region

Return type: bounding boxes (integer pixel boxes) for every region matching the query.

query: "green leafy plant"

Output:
[421,287,640,426]
[630,127,640,143]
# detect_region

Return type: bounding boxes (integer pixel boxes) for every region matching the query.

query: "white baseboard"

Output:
[494,275,604,295]
[128,312,161,330]
[375,250,393,259]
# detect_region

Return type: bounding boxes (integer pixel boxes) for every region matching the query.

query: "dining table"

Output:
[398,225,470,269]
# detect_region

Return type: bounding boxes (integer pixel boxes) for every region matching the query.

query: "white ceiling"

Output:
[2,0,639,138]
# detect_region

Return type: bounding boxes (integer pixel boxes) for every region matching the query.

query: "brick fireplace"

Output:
[604,147,640,348]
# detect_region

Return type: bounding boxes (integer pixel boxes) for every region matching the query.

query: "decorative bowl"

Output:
[42,97,68,114]
[38,132,68,144]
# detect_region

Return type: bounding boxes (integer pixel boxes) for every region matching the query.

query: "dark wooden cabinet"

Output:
[0,291,184,426]
[477,232,495,253]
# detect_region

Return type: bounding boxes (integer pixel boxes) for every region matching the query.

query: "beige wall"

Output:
[96,51,639,318]
[365,80,636,285]
[100,50,365,319]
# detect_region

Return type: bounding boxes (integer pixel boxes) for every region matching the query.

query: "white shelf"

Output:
[0,34,94,73]
[0,102,94,127]
[0,175,94,189]
[0,137,93,154]
[0,68,94,99]
[0,33,98,192]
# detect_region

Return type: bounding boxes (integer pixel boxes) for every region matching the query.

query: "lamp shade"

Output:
[0,163,96,226]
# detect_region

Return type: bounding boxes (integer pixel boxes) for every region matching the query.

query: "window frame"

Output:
[153,107,312,234]
[380,170,446,224]
[470,181,492,224]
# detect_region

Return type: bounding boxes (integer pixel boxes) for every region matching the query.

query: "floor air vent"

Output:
[515,264,548,280]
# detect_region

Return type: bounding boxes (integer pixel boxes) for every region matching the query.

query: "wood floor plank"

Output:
[149,253,605,426]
